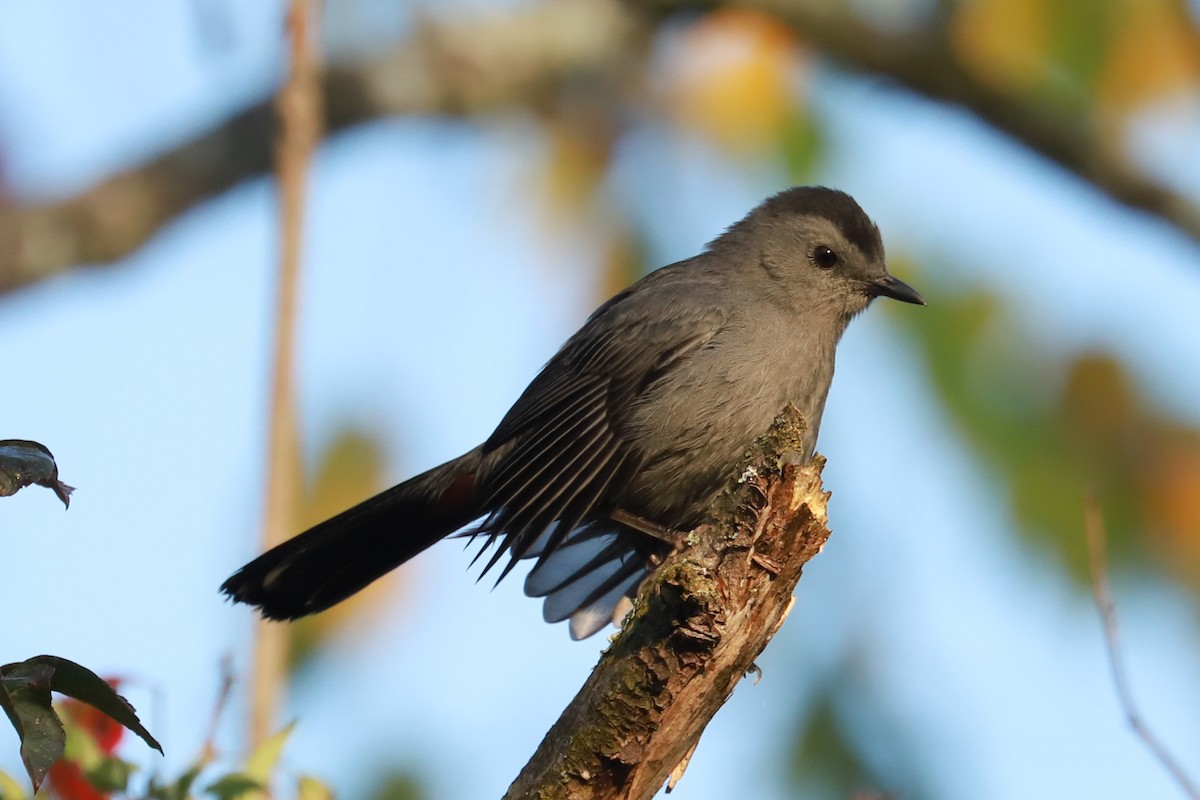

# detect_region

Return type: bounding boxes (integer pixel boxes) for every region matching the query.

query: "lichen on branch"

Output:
[505,404,832,800]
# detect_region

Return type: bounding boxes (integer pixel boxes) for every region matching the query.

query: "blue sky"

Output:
[2,3,1200,799]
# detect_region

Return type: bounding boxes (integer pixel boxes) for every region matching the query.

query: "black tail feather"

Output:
[221,449,484,620]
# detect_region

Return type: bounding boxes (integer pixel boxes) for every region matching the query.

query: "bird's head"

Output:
[717,186,924,321]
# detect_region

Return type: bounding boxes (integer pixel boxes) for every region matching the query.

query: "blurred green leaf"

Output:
[367,770,426,800]
[85,754,136,793]
[148,763,204,800]
[1045,0,1112,100]
[0,656,160,793]
[781,109,824,184]
[23,655,161,754]
[893,282,1200,584]
[786,659,931,800]
[0,660,63,792]
[789,692,866,795]
[0,440,73,507]
[205,773,265,800]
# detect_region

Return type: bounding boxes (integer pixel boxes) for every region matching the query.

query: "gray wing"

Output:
[472,265,727,582]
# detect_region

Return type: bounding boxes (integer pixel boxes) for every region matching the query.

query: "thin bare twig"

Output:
[249,0,322,746]
[200,655,237,763]
[1083,495,1200,800]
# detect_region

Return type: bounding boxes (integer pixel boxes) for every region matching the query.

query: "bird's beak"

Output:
[869,274,925,305]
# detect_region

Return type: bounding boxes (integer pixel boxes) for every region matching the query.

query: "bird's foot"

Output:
[610,507,686,549]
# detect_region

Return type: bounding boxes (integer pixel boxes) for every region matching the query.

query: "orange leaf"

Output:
[1098,0,1200,116]
[1143,437,1200,580]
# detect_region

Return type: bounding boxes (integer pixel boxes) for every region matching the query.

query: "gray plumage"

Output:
[222,186,924,639]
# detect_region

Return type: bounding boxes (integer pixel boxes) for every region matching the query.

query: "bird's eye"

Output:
[811,245,838,270]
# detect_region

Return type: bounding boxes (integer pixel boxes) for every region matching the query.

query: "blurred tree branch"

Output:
[684,0,1200,240]
[0,0,637,293]
[251,0,321,748]
[505,406,831,800]
[1,0,1198,294]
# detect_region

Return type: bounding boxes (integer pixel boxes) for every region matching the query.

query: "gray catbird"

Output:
[222,186,924,638]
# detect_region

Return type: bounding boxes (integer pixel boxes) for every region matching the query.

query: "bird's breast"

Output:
[615,324,835,527]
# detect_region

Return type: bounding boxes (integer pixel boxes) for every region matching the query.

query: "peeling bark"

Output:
[505,405,832,800]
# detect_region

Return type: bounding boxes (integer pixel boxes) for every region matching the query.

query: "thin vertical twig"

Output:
[201,656,237,763]
[1084,495,1200,800]
[250,0,323,747]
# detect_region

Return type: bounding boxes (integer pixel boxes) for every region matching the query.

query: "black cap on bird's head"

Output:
[719,186,925,316]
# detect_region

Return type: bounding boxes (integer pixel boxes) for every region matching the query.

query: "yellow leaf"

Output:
[299,431,386,529]
[298,775,336,800]
[951,0,1051,91]
[288,430,402,669]
[0,770,28,800]
[666,8,803,150]
[245,721,296,786]
[537,116,613,220]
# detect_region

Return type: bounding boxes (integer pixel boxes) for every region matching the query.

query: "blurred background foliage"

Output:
[2,0,1199,798]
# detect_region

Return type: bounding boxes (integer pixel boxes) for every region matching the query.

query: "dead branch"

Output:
[504,405,831,800]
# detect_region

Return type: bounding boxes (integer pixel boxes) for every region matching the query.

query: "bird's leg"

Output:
[609,507,688,552]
